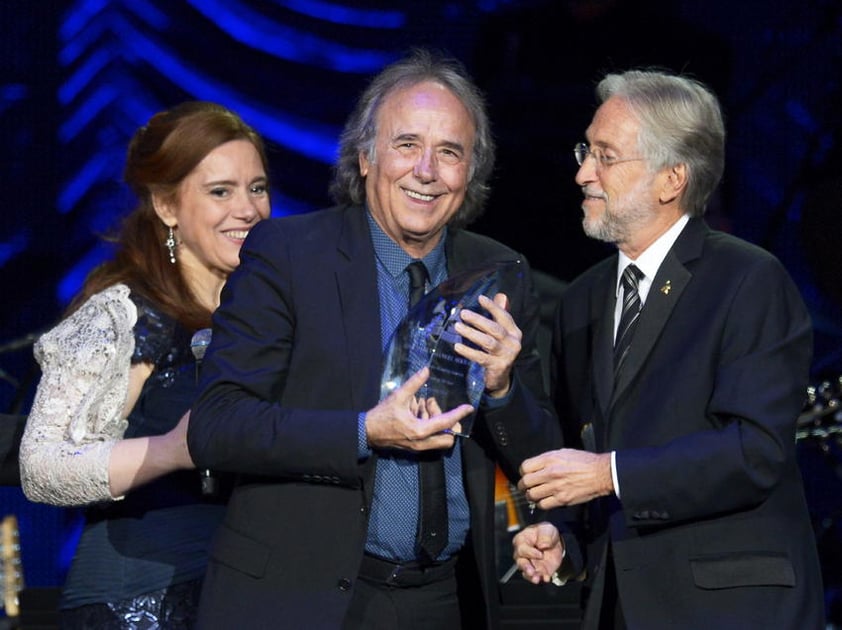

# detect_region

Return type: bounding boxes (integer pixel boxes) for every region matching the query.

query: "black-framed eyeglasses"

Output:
[573,142,645,169]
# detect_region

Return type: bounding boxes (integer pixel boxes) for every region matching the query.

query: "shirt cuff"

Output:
[550,545,568,586]
[610,450,620,499]
[481,377,517,409]
[358,412,372,460]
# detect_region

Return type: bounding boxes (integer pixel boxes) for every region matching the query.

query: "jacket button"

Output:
[337,578,352,591]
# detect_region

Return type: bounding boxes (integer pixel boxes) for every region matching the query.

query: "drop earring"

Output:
[165,226,177,264]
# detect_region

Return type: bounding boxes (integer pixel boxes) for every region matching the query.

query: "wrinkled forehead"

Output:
[376,81,476,138]
[586,96,641,152]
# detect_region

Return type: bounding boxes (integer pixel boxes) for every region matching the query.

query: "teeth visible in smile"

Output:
[404,189,436,202]
[225,230,249,239]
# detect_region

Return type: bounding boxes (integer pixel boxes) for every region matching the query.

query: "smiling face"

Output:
[360,81,475,258]
[575,97,661,248]
[155,139,270,286]
[575,96,685,257]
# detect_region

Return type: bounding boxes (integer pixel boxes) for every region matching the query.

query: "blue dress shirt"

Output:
[360,213,470,562]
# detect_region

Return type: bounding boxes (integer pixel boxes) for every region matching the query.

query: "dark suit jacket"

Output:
[188,205,559,629]
[550,218,824,629]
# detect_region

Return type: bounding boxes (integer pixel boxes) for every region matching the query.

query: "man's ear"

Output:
[152,192,177,227]
[659,163,688,205]
[359,151,370,177]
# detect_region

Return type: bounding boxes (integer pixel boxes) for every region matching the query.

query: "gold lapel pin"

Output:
[660,280,672,295]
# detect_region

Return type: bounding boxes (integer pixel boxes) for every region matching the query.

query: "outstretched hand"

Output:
[512,522,565,584]
[518,448,614,509]
[365,366,474,451]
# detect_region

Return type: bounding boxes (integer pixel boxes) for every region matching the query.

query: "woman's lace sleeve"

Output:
[20,284,137,506]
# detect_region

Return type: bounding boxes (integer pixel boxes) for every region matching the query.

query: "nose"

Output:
[575,157,597,187]
[413,148,437,182]
[234,190,262,222]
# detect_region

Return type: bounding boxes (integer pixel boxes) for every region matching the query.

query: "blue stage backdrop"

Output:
[1,0,841,617]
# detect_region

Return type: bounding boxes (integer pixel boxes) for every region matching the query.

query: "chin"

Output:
[399,217,442,238]
[582,215,599,233]
[582,218,611,243]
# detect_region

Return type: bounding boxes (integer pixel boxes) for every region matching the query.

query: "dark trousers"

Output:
[599,548,626,630]
[343,555,461,630]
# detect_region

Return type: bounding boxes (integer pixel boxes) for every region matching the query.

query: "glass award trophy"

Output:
[380,260,526,437]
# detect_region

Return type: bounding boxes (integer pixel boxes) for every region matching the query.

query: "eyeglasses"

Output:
[573,142,645,169]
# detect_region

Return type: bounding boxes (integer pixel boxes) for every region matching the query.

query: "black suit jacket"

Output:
[188,205,559,629]
[550,218,824,629]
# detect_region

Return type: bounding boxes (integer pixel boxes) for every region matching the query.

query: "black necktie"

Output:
[406,261,448,563]
[614,264,644,376]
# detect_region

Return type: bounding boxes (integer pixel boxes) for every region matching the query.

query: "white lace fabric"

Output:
[20,284,137,506]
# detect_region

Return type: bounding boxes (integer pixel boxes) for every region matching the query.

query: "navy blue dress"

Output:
[60,293,226,628]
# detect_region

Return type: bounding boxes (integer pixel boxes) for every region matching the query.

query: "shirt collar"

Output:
[366,211,447,280]
[616,214,689,295]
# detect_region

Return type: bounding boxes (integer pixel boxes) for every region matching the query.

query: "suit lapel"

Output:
[610,218,707,405]
[611,253,689,403]
[592,265,616,421]
[335,206,382,410]
[444,229,487,274]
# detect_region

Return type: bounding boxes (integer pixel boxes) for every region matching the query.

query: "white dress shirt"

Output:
[611,214,689,497]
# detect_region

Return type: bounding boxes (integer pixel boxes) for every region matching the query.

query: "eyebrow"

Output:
[391,133,465,155]
[392,132,418,143]
[584,137,612,149]
[439,140,466,154]
[203,175,267,187]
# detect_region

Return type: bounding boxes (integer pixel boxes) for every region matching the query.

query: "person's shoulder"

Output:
[87,283,132,307]
[676,226,800,297]
[247,205,354,244]
[705,229,773,258]
[551,257,614,321]
[448,228,520,260]
[71,283,136,329]
[36,283,136,362]
[278,204,350,225]
[566,256,616,292]
[702,229,786,275]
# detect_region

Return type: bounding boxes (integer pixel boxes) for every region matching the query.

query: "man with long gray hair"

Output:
[188,49,559,629]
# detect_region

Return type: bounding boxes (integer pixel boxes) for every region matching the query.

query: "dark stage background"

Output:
[2,0,842,623]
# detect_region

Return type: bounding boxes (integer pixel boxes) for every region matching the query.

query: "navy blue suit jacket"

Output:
[188,205,560,629]
[550,218,824,629]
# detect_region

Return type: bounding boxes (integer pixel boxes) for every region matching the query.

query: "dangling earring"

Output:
[165,226,177,264]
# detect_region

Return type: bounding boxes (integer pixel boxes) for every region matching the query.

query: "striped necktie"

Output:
[614,264,644,375]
